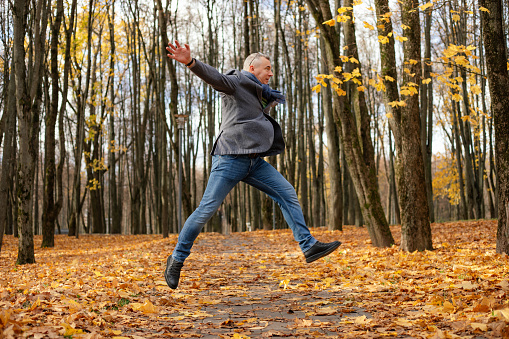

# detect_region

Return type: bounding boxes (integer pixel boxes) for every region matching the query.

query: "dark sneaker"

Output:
[304,241,341,263]
[164,255,184,289]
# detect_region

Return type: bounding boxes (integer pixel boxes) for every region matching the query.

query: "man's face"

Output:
[249,57,273,85]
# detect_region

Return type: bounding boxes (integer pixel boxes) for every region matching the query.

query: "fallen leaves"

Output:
[0,220,508,338]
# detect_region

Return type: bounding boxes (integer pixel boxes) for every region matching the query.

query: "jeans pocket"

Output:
[211,155,221,172]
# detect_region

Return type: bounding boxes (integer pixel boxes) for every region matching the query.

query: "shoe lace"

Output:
[169,261,183,275]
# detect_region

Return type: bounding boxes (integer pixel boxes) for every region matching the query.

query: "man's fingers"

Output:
[167,42,176,51]
[175,40,181,48]
[185,43,190,50]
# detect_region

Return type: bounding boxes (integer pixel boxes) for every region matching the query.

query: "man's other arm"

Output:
[166,40,237,94]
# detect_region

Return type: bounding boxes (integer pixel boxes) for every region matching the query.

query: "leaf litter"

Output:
[0,220,508,338]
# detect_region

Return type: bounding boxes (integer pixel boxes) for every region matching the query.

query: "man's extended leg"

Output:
[243,158,340,262]
[166,155,251,289]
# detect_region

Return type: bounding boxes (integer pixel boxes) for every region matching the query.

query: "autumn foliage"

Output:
[1,220,508,338]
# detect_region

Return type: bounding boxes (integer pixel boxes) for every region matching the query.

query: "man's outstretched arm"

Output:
[166,40,237,94]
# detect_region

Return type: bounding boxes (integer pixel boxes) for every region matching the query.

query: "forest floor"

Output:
[1,220,508,338]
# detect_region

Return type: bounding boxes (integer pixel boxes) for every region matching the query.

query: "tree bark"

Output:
[41,0,64,247]
[0,62,16,253]
[13,0,49,264]
[108,0,121,234]
[373,0,433,250]
[479,0,509,254]
[421,5,434,223]
[307,0,394,247]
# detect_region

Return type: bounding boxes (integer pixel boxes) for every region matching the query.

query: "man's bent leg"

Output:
[243,158,317,253]
[172,155,248,262]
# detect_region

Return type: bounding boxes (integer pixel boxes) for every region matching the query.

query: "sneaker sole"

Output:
[306,242,341,263]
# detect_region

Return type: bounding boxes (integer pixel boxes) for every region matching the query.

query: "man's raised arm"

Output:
[166,40,237,94]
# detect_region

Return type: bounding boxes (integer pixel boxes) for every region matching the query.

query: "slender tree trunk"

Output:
[42,0,64,247]
[0,64,16,252]
[320,34,342,231]
[108,0,121,234]
[420,4,434,223]
[480,0,509,254]
[296,7,309,226]
[69,0,94,237]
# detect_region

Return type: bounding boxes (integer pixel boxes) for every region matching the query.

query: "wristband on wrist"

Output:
[185,58,195,67]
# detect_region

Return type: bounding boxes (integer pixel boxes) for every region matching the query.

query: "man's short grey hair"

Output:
[243,52,271,71]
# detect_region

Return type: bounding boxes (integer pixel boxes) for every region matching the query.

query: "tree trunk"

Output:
[13,0,48,264]
[108,0,121,234]
[374,0,432,250]
[69,0,94,238]
[320,51,342,231]
[479,0,509,254]
[0,63,16,253]
[41,0,64,247]
[307,0,394,247]
[421,5,434,223]
[296,8,309,226]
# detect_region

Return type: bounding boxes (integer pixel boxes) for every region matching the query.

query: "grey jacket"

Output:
[189,59,285,157]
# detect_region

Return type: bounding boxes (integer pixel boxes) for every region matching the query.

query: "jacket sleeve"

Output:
[188,59,238,94]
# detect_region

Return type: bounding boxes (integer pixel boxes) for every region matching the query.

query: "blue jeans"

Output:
[172,155,317,262]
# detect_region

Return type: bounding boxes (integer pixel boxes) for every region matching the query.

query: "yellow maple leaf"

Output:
[337,15,351,22]
[388,100,406,107]
[419,2,433,10]
[471,85,481,95]
[337,6,353,14]
[364,21,375,30]
[452,14,460,22]
[130,299,159,314]
[479,6,490,13]
[60,323,84,337]
[451,93,462,101]
[385,75,395,82]
[335,87,347,96]
[422,78,432,84]
[349,57,360,64]
[312,84,322,93]
[378,35,389,44]
[322,19,336,26]
[357,85,366,92]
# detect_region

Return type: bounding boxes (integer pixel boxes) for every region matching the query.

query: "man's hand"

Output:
[166,40,193,65]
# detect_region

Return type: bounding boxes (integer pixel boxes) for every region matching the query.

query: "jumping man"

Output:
[164,41,341,289]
